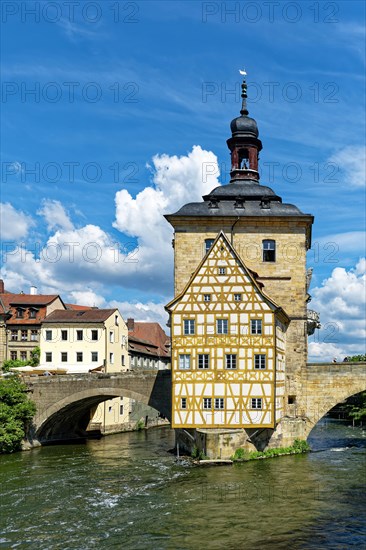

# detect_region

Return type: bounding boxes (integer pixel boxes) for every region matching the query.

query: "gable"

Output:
[167,232,285,317]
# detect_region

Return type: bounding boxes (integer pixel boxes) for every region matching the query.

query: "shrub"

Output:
[0,376,36,454]
[231,439,310,462]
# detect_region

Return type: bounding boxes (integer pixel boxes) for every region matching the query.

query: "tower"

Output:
[165,73,314,457]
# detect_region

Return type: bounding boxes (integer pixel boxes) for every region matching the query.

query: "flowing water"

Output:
[0,419,365,549]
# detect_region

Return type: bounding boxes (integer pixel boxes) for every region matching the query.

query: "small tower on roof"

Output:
[227,70,262,182]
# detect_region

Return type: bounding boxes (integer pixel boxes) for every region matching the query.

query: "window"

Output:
[226,354,237,369]
[254,354,266,370]
[251,319,262,335]
[181,398,187,410]
[251,398,263,409]
[234,293,242,301]
[30,330,38,341]
[203,294,211,302]
[198,354,209,369]
[217,319,228,334]
[11,330,18,341]
[109,352,114,364]
[109,331,114,343]
[205,239,214,254]
[183,319,195,335]
[61,352,68,362]
[21,330,27,341]
[179,354,191,370]
[16,308,24,319]
[29,309,37,319]
[91,330,98,341]
[215,398,224,410]
[263,239,276,262]
[45,352,52,363]
[61,330,68,341]
[120,405,124,415]
[122,355,125,366]
[203,398,212,410]
[10,351,17,360]
[218,267,226,275]
[76,330,83,341]
[45,330,52,341]
[91,352,98,362]
[76,352,83,362]
[20,351,27,361]
[115,315,119,326]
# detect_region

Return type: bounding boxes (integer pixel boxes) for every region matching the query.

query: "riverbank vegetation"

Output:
[0,376,36,454]
[329,355,366,426]
[231,439,310,462]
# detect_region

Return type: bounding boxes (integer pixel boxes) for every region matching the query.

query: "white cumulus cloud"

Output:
[37,199,74,232]
[1,146,220,305]
[110,300,169,328]
[328,145,366,188]
[308,258,366,361]
[0,202,35,240]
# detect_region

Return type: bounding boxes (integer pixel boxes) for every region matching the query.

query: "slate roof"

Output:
[165,180,313,221]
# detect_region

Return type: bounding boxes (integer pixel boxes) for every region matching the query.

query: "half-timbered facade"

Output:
[166,232,289,429]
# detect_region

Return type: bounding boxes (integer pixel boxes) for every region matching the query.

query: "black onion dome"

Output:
[230,115,259,138]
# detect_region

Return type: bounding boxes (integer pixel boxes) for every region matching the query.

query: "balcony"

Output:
[307,309,321,336]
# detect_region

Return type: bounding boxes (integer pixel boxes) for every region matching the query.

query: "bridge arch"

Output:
[301,363,366,440]
[35,387,154,442]
[26,371,172,444]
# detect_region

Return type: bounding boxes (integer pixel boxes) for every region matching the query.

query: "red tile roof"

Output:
[0,293,65,324]
[128,322,170,357]
[43,309,118,323]
[65,303,94,311]
[1,294,61,307]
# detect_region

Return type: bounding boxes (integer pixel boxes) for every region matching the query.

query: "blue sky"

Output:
[1,0,365,360]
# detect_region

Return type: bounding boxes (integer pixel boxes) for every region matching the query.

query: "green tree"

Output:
[2,346,40,372]
[29,346,40,366]
[345,354,366,362]
[0,376,36,453]
[347,391,366,425]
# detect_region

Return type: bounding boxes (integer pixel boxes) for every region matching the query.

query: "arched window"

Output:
[263,239,276,262]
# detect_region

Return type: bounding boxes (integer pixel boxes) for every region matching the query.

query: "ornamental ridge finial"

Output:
[239,69,248,116]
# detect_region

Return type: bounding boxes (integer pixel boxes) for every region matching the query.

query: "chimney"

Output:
[30,286,37,295]
[0,279,4,293]
[127,318,134,331]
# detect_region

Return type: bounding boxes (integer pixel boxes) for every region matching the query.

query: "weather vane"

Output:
[239,69,247,76]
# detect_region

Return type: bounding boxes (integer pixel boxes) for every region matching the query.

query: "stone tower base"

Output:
[175,417,310,459]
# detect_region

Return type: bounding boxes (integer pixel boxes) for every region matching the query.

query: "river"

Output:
[0,419,365,549]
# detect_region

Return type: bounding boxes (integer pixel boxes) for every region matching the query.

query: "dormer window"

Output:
[16,308,25,319]
[263,239,276,262]
[29,308,38,319]
[208,199,219,210]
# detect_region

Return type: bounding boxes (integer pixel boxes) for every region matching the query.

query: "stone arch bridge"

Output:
[24,370,172,445]
[23,363,366,447]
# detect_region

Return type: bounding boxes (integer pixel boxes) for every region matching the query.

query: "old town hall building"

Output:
[165,75,316,455]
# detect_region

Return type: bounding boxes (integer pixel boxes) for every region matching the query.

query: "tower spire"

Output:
[239,70,249,116]
[226,69,262,183]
